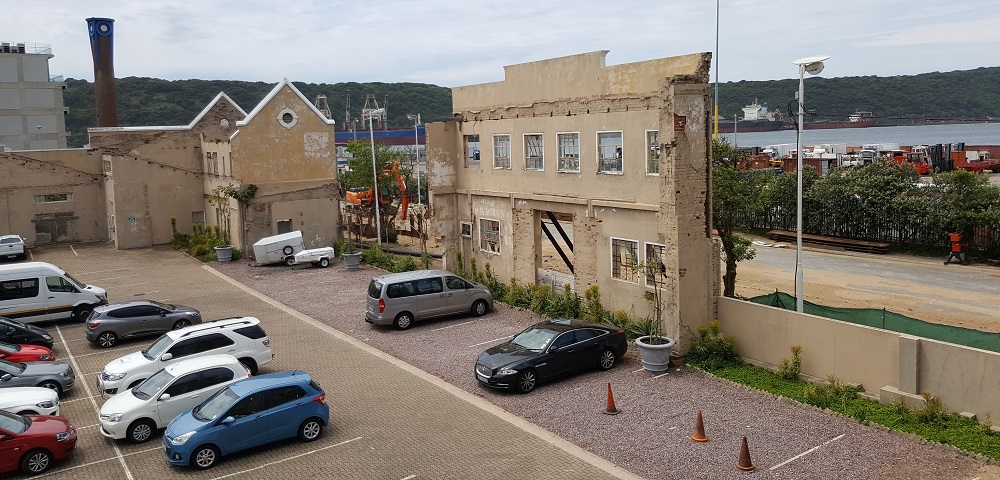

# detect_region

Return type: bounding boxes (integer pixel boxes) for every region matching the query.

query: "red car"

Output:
[0,341,54,362]
[0,410,77,475]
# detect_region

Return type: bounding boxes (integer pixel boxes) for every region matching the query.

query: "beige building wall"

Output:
[0,46,69,150]
[427,51,717,350]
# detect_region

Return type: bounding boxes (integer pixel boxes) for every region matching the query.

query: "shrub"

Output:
[396,256,418,272]
[231,248,243,261]
[581,285,607,323]
[627,316,656,339]
[544,284,580,318]
[502,278,532,307]
[687,320,740,369]
[802,375,861,410]
[420,252,432,270]
[916,392,948,424]
[332,240,347,258]
[777,345,803,380]
[528,284,551,315]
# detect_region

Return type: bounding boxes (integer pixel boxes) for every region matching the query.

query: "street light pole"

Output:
[792,55,829,313]
[406,114,422,205]
[35,125,42,149]
[366,111,384,245]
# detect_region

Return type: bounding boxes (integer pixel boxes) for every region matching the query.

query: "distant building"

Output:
[0,41,69,151]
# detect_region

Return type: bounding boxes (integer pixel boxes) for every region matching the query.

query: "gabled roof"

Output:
[236,78,336,127]
[87,92,248,133]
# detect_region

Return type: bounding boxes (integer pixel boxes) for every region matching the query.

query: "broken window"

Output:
[611,237,638,283]
[524,134,544,171]
[460,221,473,238]
[479,218,501,254]
[465,135,481,167]
[493,135,511,169]
[598,131,623,174]
[192,211,205,225]
[645,242,666,287]
[646,130,660,175]
[33,193,71,203]
[557,133,580,172]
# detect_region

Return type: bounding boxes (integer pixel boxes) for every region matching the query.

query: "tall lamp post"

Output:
[406,114,422,205]
[363,107,386,245]
[791,55,829,313]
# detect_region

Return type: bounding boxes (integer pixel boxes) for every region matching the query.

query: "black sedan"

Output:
[0,317,54,350]
[475,319,627,394]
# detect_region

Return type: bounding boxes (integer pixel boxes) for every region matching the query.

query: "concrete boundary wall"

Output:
[718,296,1000,421]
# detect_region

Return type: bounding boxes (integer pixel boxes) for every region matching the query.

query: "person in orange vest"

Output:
[944,232,968,265]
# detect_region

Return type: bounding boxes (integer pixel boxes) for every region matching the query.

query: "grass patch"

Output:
[691,359,1000,460]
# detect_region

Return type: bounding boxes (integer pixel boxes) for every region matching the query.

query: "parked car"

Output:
[0,387,60,416]
[99,354,250,444]
[0,317,54,349]
[0,261,107,324]
[163,370,328,470]
[0,359,75,397]
[365,269,494,330]
[97,317,272,397]
[0,341,54,362]
[474,319,627,394]
[85,300,202,348]
[0,235,26,261]
[0,410,77,475]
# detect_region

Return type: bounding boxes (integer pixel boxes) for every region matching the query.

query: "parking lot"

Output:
[10,244,628,480]
[8,243,1000,480]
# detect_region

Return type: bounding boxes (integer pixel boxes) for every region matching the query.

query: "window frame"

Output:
[644,242,667,288]
[610,236,639,284]
[460,221,473,238]
[33,193,72,204]
[645,130,660,176]
[464,134,481,168]
[492,134,511,170]
[556,132,581,173]
[523,133,544,171]
[479,218,501,255]
[597,131,624,175]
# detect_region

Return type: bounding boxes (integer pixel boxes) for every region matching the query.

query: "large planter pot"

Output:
[343,252,362,271]
[635,335,676,372]
[214,245,234,262]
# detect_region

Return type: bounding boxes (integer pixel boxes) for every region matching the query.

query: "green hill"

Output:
[62,67,1000,148]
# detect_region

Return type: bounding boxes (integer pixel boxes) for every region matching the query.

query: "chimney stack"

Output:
[86,17,118,127]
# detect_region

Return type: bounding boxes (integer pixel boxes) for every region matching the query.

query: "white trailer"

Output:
[285,247,336,267]
[252,231,305,265]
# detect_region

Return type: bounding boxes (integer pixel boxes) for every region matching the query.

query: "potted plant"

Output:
[208,186,234,262]
[343,208,363,271]
[631,259,675,372]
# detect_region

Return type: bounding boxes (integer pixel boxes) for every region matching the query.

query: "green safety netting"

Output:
[747,291,1000,354]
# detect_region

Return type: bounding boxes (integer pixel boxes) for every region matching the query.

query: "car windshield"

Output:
[367,280,383,299]
[0,358,26,375]
[62,272,86,290]
[149,300,175,310]
[0,317,27,328]
[510,327,559,351]
[142,334,173,360]
[132,369,175,400]
[193,387,239,422]
[0,410,29,434]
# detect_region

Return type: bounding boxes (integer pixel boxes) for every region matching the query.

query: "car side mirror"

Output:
[160,353,173,361]
[158,393,171,401]
[221,416,235,425]
[0,373,11,382]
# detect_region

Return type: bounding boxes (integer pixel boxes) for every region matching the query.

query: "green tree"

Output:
[340,141,409,238]
[712,139,771,297]
[920,170,1000,253]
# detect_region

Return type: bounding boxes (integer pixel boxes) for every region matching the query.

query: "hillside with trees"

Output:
[62,67,1000,147]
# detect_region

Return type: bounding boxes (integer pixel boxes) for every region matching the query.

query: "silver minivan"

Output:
[365,270,494,330]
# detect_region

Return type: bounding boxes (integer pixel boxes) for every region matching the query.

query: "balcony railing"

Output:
[0,42,52,55]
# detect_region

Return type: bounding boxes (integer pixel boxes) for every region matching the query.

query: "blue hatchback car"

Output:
[163,370,328,469]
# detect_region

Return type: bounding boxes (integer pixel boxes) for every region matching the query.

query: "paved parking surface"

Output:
[10,244,628,480]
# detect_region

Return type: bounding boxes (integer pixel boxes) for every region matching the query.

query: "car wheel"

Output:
[598,349,617,370]
[172,319,191,330]
[298,417,324,442]
[471,300,489,317]
[127,419,156,444]
[318,258,330,268]
[515,369,537,394]
[38,380,62,396]
[97,331,117,348]
[239,358,258,376]
[285,256,296,266]
[393,312,414,330]
[20,449,52,475]
[282,245,294,255]
[73,305,94,323]
[191,445,219,470]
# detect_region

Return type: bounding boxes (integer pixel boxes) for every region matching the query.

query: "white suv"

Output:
[0,235,26,260]
[99,354,249,443]
[97,317,272,397]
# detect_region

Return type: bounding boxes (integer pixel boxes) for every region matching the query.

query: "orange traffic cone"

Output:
[690,410,709,442]
[736,436,756,472]
[602,383,620,415]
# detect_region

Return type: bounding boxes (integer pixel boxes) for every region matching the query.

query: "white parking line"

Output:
[70,245,78,256]
[98,274,144,281]
[769,433,846,470]
[631,368,646,373]
[55,324,135,480]
[207,436,363,480]
[399,476,417,480]
[430,320,474,332]
[76,423,100,429]
[61,394,100,404]
[33,445,161,479]
[651,372,669,379]
[76,267,132,276]
[74,345,137,358]
[467,335,513,348]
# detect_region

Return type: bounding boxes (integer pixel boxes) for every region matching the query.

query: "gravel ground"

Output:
[212,259,1000,480]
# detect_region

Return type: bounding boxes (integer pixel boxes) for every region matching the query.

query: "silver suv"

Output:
[85,300,202,348]
[365,270,493,330]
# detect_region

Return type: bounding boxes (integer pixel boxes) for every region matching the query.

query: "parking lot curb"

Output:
[202,264,644,480]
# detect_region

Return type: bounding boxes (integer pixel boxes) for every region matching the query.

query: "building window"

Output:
[644,242,666,287]
[460,221,473,238]
[277,219,292,234]
[465,135,481,167]
[492,135,511,169]
[646,130,660,175]
[610,237,638,283]
[557,133,580,172]
[205,153,212,173]
[212,152,219,175]
[33,193,71,203]
[598,132,623,174]
[479,218,500,254]
[192,211,205,225]
[103,160,112,174]
[524,134,544,171]
[277,108,298,129]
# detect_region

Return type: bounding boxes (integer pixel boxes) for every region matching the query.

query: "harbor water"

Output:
[721,122,1000,148]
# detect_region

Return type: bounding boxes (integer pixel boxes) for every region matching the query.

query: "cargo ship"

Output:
[717,100,786,133]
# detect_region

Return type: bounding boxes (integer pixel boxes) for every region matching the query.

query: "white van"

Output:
[0,262,108,324]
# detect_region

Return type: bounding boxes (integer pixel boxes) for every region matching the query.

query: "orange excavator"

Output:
[345,160,410,223]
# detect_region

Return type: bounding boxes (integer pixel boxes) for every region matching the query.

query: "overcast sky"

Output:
[5,1,998,87]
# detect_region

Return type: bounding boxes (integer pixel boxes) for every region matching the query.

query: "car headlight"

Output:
[39,354,53,361]
[171,431,197,445]
[100,413,124,422]
[191,312,200,317]
[497,367,518,376]
[42,334,53,340]
[104,372,126,381]
[61,370,72,377]
[55,428,74,442]
[36,401,55,409]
